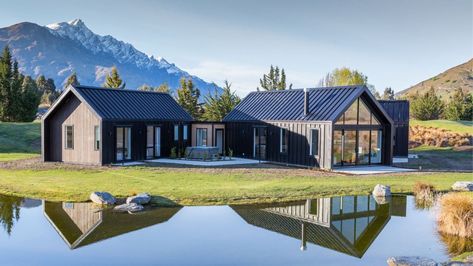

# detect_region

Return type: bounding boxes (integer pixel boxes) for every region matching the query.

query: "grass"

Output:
[399,145,473,171]
[0,122,41,153]
[411,119,473,135]
[437,192,473,238]
[0,153,39,162]
[452,251,473,262]
[0,167,470,205]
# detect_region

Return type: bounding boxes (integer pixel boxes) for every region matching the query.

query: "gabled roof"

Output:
[223,85,392,124]
[43,85,193,122]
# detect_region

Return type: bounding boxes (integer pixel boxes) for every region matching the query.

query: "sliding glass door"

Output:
[333,129,383,166]
[146,126,161,159]
[116,127,131,162]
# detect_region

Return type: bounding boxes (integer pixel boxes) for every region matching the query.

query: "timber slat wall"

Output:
[225,121,332,169]
[379,100,409,157]
[264,198,332,226]
[62,202,101,234]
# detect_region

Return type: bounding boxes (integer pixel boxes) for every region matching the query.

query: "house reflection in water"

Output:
[43,201,181,249]
[232,195,407,258]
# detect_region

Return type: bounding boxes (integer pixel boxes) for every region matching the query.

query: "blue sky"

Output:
[1,0,472,95]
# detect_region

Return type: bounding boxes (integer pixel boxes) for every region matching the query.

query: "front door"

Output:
[215,129,224,154]
[146,126,161,159]
[254,127,267,160]
[116,127,132,162]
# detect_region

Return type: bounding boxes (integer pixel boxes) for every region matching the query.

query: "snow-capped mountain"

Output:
[0,19,219,96]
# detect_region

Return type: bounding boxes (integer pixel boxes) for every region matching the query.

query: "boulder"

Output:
[452,181,473,192]
[114,203,144,213]
[90,192,116,205]
[373,184,391,197]
[387,256,438,266]
[126,193,151,205]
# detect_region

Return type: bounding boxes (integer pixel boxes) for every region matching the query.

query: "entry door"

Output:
[116,127,132,162]
[154,127,161,157]
[253,127,267,160]
[215,129,224,154]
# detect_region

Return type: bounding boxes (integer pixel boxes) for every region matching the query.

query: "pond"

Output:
[0,194,470,265]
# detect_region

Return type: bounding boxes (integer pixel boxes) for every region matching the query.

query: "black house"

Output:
[223,86,394,170]
[42,85,193,165]
[379,100,409,157]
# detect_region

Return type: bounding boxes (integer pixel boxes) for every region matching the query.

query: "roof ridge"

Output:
[73,85,169,95]
[248,85,365,95]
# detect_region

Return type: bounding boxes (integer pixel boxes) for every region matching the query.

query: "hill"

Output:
[0,19,220,97]
[397,59,473,99]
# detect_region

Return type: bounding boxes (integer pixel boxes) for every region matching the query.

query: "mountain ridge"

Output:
[0,19,220,97]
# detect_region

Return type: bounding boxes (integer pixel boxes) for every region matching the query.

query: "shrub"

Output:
[413,182,435,209]
[410,87,444,120]
[437,193,473,238]
[170,147,177,159]
[228,148,233,159]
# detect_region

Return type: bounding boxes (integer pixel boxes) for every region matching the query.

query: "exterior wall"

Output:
[379,100,409,157]
[44,94,101,165]
[191,123,225,147]
[225,121,333,169]
[101,120,191,164]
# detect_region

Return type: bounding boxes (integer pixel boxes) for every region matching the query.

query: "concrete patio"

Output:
[144,157,265,166]
[333,165,416,175]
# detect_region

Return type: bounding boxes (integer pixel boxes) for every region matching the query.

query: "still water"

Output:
[0,194,469,265]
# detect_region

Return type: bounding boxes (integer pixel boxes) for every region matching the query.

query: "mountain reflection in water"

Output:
[232,195,407,258]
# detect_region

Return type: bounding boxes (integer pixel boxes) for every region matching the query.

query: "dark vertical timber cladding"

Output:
[379,100,409,157]
[224,121,332,169]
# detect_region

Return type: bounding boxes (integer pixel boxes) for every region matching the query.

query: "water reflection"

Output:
[232,195,407,258]
[43,201,182,249]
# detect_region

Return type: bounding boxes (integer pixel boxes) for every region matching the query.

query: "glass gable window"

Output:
[336,98,380,126]
[344,101,358,125]
[196,128,207,146]
[65,125,74,149]
[94,126,100,151]
[280,128,288,153]
[358,100,371,125]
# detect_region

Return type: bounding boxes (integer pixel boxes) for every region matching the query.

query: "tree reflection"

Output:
[0,195,23,235]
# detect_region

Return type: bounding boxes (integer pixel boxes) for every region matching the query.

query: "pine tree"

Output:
[0,45,13,120]
[64,72,80,88]
[410,87,444,120]
[104,67,125,89]
[445,88,473,121]
[259,65,291,90]
[18,76,41,122]
[176,78,201,119]
[203,81,241,121]
[382,87,395,100]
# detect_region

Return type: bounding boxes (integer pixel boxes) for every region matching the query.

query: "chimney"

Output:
[304,88,309,116]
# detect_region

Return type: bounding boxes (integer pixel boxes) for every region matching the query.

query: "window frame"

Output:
[280,128,288,154]
[183,125,188,141]
[310,128,319,156]
[94,125,100,151]
[174,125,179,141]
[196,128,208,146]
[64,125,74,150]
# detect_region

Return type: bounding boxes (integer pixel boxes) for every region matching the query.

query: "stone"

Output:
[126,193,152,205]
[452,181,473,192]
[374,196,389,205]
[373,184,391,197]
[387,256,438,266]
[113,203,144,213]
[90,192,116,205]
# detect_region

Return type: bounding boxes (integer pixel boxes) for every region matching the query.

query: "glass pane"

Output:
[183,125,188,140]
[358,99,371,125]
[333,130,343,166]
[125,128,131,160]
[309,199,318,215]
[65,126,74,149]
[94,126,100,150]
[155,127,161,157]
[116,128,123,161]
[174,125,179,141]
[358,130,370,164]
[146,126,153,158]
[343,130,356,165]
[331,196,341,214]
[336,114,344,125]
[342,196,355,214]
[311,129,319,156]
[371,130,382,163]
[344,100,358,125]
[280,128,288,153]
[372,114,380,125]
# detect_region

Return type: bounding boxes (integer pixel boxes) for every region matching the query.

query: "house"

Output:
[379,100,409,157]
[191,122,225,154]
[41,85,193,165]
[223,85,395,170]
[231,195,407,257]
[43,201,181,249]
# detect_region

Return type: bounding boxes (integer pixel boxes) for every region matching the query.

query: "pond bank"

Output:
[0,163,470,205]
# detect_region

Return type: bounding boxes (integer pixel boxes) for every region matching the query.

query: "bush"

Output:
[437,193,473,238]
[413,182,435,209]
[170,147,177,159]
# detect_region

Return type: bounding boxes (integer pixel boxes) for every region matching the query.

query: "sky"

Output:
[1,0,472,96]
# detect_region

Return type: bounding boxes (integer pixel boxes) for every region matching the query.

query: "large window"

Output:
[94,126,100,151]
[65,125,74,149]
[280,128,288,153]
[174,125,179,141]
[183,125,188,141]
[336,98,380,126]
[196,128,207,146]
[310,129,319,156]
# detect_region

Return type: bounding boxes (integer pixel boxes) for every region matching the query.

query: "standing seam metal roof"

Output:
[72,85,193,121]
[223,85,365,122]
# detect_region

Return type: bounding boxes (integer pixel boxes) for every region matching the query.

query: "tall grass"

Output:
[413,181,435,209]
[437,193,473,238]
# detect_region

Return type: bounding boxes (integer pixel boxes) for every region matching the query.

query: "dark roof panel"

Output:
[72,85,193,121]
[223,86,364,122]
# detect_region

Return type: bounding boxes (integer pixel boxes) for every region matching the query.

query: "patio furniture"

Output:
[185,146,220,161]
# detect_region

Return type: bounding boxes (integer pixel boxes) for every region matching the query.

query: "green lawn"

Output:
[411,119,473,135]
[399,145,473,171]
[0,122,41,153]
[0,153,39,162]
[0,167,469,205]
